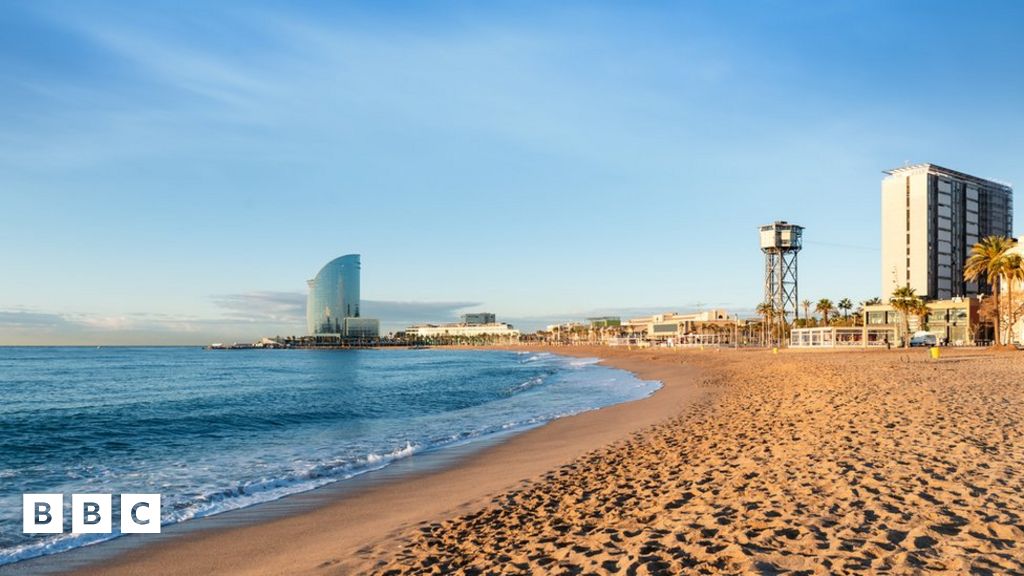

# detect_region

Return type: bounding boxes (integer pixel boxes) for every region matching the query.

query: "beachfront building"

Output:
[881,164,1013,301]
[541,318,624,345]
[864,298,978,346]
[461,312,496,325]
[543,322,590,344]
[623,310,737,346]
[405,322,520,340]
[790,326,893,348]
[306,254,380,338]
[792,298,980,348]
[541,311,760,346]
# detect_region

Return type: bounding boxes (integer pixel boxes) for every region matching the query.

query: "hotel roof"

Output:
[883,163,1012,189]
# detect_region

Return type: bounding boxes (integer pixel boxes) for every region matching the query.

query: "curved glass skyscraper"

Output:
[306,254,361,335]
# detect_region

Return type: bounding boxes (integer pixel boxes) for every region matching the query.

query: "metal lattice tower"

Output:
[759,221,804,343]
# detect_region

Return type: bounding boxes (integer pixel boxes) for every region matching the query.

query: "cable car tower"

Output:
[759,221,803,345]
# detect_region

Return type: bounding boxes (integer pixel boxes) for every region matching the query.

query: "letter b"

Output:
[83,502,101,525]
[72,494,111,534]
[36,502,52,525]
[23,494,64,534]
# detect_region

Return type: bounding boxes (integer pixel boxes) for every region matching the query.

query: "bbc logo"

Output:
[23,494,161,534]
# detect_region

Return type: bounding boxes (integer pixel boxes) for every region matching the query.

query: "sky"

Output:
[1,0,1023,344]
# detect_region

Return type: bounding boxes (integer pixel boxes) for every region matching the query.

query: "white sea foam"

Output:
[0,350,660,568]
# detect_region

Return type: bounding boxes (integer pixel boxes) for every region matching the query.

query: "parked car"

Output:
[909,332,938,347]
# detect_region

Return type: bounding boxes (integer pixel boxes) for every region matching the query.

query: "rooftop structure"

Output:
[461,312,496,325]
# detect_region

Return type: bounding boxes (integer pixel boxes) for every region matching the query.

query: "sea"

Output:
[0,347,659,567]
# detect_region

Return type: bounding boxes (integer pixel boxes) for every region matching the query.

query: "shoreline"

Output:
[16,346,706,576]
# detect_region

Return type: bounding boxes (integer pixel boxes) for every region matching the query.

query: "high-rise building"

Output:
[306,254,362,335]
[881,164,1013,300]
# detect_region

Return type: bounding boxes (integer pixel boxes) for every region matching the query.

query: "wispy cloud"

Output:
[0,308,206,345]
[4,4,705,175]
[0,310,71,328]
[211,291,305,323]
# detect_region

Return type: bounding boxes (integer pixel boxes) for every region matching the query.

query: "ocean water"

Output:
[0,347,658,566]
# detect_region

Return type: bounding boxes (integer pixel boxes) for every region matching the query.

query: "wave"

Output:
[0,351,660,568]
[505,376,545,395]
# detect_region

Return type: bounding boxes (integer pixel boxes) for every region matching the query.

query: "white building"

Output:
[624,309,733,339]
[881,164,1013,301]
[405,322,520,339]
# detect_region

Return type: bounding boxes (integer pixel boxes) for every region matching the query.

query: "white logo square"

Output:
[71,493,112,534]
[23,494,64,534]
[120,493,161,533]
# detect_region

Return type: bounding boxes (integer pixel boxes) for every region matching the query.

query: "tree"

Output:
[910,299,931,337]
[815,298,834,327]
[838,298,853,323]
[756,301,775,346]
[964,236,1014,345]
[862,297,882,306]
[801,299,811,324]
[889,286,923,348]
[1004,253,1024,344]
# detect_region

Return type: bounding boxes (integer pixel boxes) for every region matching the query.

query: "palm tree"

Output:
[863,297,882,306]
[1004,253,1024,343]
[801,299,811,325]
[911,298,931,336]
[964,236,1014,345]
[755,301,775,346]
[815,298,834,327]
[889,285,922,347]
[838,298,853,323]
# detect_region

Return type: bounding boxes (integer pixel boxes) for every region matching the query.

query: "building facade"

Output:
[624,310,732,339]
[405,322,520,339]
[881,164,1013,301]
[461,312,496,325]
[863,298,978,345]
[307,254,378,337]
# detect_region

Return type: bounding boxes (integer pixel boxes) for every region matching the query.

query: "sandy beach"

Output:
[61,346,1024,575]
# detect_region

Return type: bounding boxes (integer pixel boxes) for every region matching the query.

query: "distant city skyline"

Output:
[2,1,1023,344]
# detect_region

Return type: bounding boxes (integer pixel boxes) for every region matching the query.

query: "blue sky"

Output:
[2,1,1022,344]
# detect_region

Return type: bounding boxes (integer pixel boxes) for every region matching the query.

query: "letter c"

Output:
[131,502,150,525]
